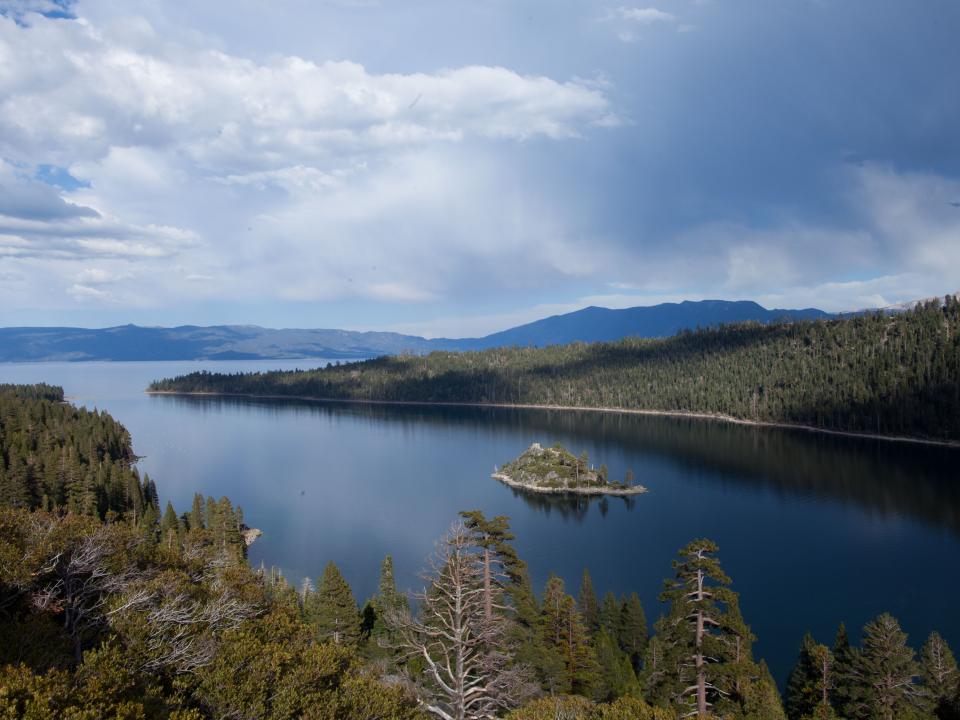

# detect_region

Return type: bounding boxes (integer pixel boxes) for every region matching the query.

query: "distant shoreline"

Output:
[145,390,960,449]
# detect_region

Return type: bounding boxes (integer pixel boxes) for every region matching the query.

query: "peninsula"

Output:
[493,443,647,496]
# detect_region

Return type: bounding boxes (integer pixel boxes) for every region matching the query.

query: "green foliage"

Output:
[498,443,618,491]
[593,628,640,702]
[619,592,648,672]
[0,384,156,519]
[579,568,600,631]
[153,299,960,441]
[848,613,923,720]
[786,633,825,719]
[920,631,959,719]
[541,575,600,696]
[306,561,360,646]
[195,607,419,719]
[507,694,674,719]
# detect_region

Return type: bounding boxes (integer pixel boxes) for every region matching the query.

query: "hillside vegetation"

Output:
[151,299,960,442]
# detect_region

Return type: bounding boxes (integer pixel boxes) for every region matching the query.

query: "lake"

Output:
[2,359,958,685]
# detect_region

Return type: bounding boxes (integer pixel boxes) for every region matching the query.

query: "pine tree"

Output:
[740,660,789,720]
[831,622,858,718]
[541,575,599,696]
[655,538,740,718]
[593,628,640,701]
[599,591,621,638]
[313,561,359,646]
[578,568,599,632]
[786,633,819,719]
[0,462,31,509]
[160,501,180,536]
[920,631,959,719]
[849,613,921,720]
[387,523,534,718]
[459,510,522,621]
[188,493,205,530]
[619,592,648,673]
[369,554,409,655]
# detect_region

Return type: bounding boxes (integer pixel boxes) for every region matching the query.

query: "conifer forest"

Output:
[150,300,960,444]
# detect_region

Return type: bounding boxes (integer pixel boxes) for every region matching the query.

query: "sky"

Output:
[0,0,959,338]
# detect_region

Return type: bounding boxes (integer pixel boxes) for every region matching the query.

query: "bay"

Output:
[2,359,958,685]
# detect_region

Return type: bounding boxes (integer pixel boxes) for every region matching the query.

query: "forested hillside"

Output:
[0,384,159,517]
[151,298,960,442]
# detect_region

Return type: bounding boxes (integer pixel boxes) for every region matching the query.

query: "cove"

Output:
[1,359,958,685]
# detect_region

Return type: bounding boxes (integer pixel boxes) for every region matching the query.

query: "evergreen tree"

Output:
[920,632,959,719]
[578,568,599,632]
[593,628,640,702]
[619,592,648,673]
[0,462,31,509]
[599,591,622,638]
[160,501,179,536]
[787,637,837,720]
[312,561,359,646]
[654,539,739,718]
[188,493,205,531]
[369,554,409,655]
[849,613,922,720]
[740,660,789,720]
[786,633,824,720]
[541,575,599,696]
[831,622,858,718]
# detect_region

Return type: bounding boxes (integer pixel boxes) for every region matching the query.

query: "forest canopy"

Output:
[151,299,960,442]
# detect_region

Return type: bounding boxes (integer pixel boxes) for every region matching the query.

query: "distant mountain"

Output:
[0,324,436,362]
[0,300,835,362]
[434,300,834,350]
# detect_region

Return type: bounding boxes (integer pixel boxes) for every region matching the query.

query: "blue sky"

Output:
[1,0,958,337]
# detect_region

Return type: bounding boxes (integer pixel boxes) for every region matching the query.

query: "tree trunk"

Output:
[483,547,492,622]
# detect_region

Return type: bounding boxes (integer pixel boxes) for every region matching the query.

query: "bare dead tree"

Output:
[387,522,534,720]
[27,522,143,664]
[108,585,258,674]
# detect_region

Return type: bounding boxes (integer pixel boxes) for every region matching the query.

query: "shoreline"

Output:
[492,472,647,496]
[145,390,960,449]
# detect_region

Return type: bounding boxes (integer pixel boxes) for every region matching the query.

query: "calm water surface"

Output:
[2,360,958,684]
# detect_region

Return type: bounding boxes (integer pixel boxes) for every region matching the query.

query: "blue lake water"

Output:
[2,359,958,684]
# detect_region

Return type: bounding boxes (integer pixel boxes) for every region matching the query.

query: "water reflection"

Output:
[156,393,960,534]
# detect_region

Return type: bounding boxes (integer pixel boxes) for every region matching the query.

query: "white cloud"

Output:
[605,6,678,42]
[0,13,615,172]
[614,7,676,24]
[0,9,619,315]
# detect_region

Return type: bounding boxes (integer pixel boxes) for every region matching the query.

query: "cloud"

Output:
[614,7,676,24]
[0,12,615,172]
[0,8,619,315]
[604,6,678,42]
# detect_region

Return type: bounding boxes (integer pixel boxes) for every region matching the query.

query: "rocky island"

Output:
[493,443,647,495]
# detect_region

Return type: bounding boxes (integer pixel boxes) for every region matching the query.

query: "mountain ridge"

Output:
[0,298,837,362]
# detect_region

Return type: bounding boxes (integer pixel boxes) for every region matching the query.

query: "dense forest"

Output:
[150,299,960,443]
[2,385,959,718]
[0,384,159,519]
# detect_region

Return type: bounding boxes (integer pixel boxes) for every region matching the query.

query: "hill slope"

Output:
[441,300,832,350]
[150,300,960,443]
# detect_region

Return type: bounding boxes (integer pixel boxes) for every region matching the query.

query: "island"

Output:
[493,443,647,495]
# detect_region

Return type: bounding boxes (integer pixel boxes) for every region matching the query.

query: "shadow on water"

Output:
[154,393,960,534]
